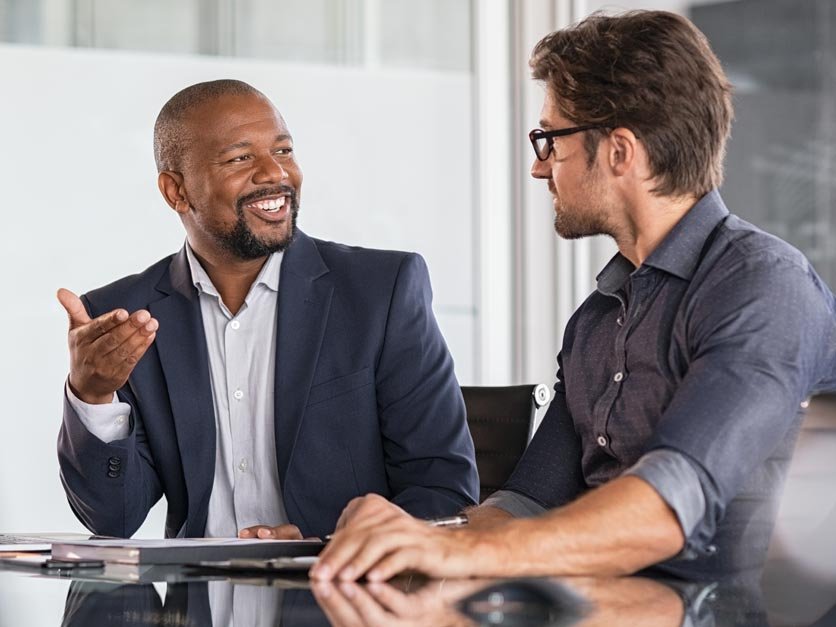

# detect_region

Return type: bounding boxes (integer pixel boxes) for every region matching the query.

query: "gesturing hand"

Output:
[57,288,158,405]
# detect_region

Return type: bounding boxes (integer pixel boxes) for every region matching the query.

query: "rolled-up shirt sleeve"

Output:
[481,489,548,518]
[65,381,131,444]
[624,448,715,558]
[491,447,714,558]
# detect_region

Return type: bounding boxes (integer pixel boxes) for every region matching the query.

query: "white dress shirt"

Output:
[67,243,288,537]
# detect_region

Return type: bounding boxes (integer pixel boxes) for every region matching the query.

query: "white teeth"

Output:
[251,197,286,213]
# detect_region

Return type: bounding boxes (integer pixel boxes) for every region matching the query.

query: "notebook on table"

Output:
[0,533,95,553]
[51,537,324,565]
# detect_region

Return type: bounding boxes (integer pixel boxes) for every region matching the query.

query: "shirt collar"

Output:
[184,242,283,300]
[596,189,729,295]
[596,254,636,297]
[642,189,729,280]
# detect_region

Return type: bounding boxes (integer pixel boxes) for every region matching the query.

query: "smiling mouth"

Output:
[245,196,287,213]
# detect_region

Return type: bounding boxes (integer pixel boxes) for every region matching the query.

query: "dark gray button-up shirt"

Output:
[489,190,836,578]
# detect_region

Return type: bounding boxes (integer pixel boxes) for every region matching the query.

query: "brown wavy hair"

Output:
[530,10,733,198]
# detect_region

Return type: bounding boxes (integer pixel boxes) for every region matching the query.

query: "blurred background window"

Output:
[692,0,836,288]
[0,0,473,71]
[233,0,360,64]
[379,0,471,71]
[86,0,202,53]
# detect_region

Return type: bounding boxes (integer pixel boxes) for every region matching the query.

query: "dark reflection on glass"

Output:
[60,579,329,627]
[54,565,829,627]
[309,574,770,627]
[62,582,166,627]
[456,578,587,627]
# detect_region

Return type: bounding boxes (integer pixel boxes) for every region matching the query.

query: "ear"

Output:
[605,127,639,177]
[157,171,190,215]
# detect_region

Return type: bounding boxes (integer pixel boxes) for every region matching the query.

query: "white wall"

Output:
[0,43,476,539]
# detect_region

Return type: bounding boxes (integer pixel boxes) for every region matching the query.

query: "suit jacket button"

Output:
[108,457,122,466]
[107,470,120,478]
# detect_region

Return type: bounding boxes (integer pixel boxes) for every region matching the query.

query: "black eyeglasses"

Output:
[529,125,609,161]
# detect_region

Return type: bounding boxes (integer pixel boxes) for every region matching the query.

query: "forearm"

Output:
[314,475,684,582]
[478,476,684,577]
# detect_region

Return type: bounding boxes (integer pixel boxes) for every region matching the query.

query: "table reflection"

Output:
[61,579,328,627]
[53,570,775,627]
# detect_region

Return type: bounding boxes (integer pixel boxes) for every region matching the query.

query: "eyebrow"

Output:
[538,120,553,130]
[217,133,293,155]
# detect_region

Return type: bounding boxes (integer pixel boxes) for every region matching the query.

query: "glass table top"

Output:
[0,556,833,626]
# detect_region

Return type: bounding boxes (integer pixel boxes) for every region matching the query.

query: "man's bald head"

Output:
[153,79,268,173]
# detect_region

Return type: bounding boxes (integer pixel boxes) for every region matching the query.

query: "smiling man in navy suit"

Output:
[56,79,478,540]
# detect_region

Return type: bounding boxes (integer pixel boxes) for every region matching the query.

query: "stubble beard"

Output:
[552,164,612,240]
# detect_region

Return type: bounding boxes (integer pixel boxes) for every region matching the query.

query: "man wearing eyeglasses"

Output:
[56,79,479,541]
[312,10,836,582]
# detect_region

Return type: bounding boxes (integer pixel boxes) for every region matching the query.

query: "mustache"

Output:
[236,185,297,212]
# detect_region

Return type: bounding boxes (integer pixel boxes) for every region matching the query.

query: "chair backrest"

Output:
[461,384,551,503]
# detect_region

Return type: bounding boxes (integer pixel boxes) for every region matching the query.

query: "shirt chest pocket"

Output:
[306,367,374,407]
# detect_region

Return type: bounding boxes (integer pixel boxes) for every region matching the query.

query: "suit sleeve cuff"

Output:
[65,381,131,444]
[481,489,548,518]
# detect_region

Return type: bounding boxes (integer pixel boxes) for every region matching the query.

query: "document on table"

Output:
[51,538,324,565]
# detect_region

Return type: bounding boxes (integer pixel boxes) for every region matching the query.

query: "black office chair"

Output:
[462,384,551,503]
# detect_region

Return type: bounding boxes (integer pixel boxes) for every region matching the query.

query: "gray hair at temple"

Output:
[153,79,266,173]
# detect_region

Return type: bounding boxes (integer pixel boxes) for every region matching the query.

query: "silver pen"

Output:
[324,513,468,541]
[425,514,469,528]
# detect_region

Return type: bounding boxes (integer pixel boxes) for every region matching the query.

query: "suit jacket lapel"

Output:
[275,231,333,486]
[149,247,216,537]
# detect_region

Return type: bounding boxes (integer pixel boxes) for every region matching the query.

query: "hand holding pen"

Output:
[325,514,468,541]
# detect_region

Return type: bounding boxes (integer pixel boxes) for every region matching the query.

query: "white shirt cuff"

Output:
[65,381,131,444]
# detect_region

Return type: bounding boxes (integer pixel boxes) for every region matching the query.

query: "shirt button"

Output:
[238,459,248,472]
[613,372,624,383]
[233,389,244,400]
[115,415,127,425]
[230,320,241,330]
[597,435,608,447]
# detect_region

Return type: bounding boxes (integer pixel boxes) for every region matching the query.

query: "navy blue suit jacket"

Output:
[58,230,478,539]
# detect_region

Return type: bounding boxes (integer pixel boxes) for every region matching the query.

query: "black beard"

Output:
[222,201,299,259]
[200,186,300,260]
